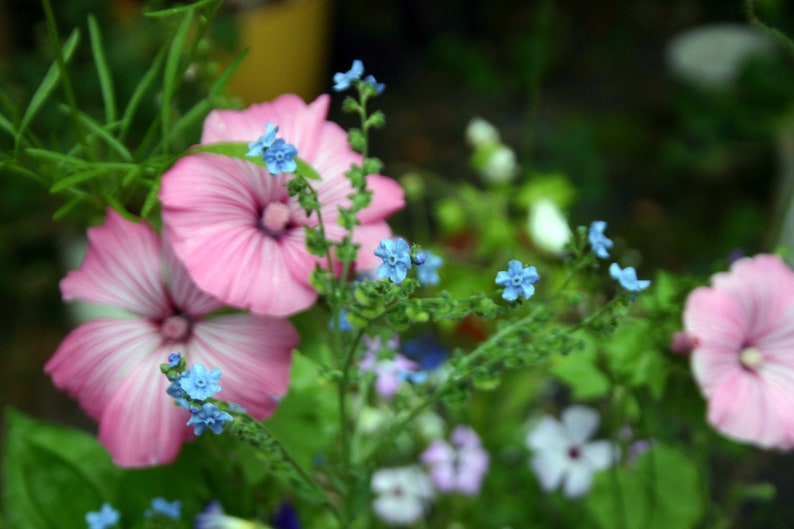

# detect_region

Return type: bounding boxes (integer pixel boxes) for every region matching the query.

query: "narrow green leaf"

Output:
[162,98,213,148]
[121,164,142,187]
[144,0,216,17]
[296,158,322,181]
[140,175,161,218]
[0,112,16,138]
[25,148,89,168]
[52,195,86,220]
[16,29,80,148]
[119,46,166,140]
[87,15,116,124]
[70,109,132,161]
[161,11,195,137]
[104,194,139,222]
[50,167,117,192]
[0,160,44,183]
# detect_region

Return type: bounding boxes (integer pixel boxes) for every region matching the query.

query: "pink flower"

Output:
[421,425,489,495]
[684,254,794,449]
[45,210,297,467]
[159,94,405,316]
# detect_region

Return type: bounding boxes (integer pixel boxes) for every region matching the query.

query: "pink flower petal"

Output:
[45,319,166,421]
[359,175,406,224]
[61,209,169,316]
[98,354,191,467]
[201,94,331,162]
[162,236,224,316]
[189,314,297,418]
[351,222,395,272]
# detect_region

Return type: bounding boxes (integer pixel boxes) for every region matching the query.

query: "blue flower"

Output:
[495,260,540,301]
[374,238,412,283]
[272,502,302,529]
[333,59,364,91]
[330,309,354,332]
[588,220,614,259]
[145,497,181,520]
[85,503,120,529]
[263,138,298,174]
[187,403,234,436]
[167,352,182,368]
[416,250,443,286]
[178,363,222,401]
[609,263,651,292]
[364,74,386,94]
[246,122,279,157]
[401,335,447,371]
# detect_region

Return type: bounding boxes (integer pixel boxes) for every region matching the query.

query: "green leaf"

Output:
[16,28,80,150]
[587,444,704,529]
[162,97,213,147]
[66,109,132,161]
[119,46,166,140]
[144,0,217,17]
[25,148,89,168]
[87,15,116,124]
[549,347,611,399]
[139,175,161,219]
[2,408,122,529]
[161,10,194,135]
[0,111,16,139]
[296,158,322,181]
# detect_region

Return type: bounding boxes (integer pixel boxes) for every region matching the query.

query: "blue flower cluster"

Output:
[416,250,443,286]
[246,122,298,174]
[86,503,119,529]
[166,360,233,437]
[333,59,385,94]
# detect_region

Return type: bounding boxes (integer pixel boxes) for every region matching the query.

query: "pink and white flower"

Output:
[371,466,434,526]
[421,425,489,495]
[45,210,297,467]
[159,94,405,317]
[683,254,794,449]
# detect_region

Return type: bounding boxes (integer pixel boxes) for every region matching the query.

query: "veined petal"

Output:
[202,94,331,163]
[189,314,296,418]
[98,353,191,467]
[45,318,167,420]
[359,175,406,223]
[162,236,224,317]
[61,209,169,316]
[685,288,746,350]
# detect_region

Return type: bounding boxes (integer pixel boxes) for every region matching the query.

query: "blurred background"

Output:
[2,0,794,521]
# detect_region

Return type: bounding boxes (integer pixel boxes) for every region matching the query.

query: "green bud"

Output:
[348,128,366,152]
[362,157,384,175]
[366,111,386,129]
[342,96,360,113]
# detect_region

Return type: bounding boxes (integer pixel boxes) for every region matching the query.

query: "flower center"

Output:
[161,315,191,341]
[260,202,291,237]
[568,446,581,460]
[739,346,764,370]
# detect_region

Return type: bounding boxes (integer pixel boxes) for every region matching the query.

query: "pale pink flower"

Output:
[45,210,297,467]
[159,94,405,316]
[421,425,489,495]
[684,254,794,449]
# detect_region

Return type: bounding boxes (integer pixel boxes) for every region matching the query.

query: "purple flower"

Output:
[421,426,489,495]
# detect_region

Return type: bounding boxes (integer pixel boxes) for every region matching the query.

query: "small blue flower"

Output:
[609,263,651,292]
[86,503,120,529]
[167,352,182,368]
[364,74,386,94]
[413,251,427,265]
[588,221,614,259]
[333,59,364,91]
[495,260,540,301]
[178,363,222,401]
[374,238,412,283]
[401,335,447,371]
[272,501,302,529]
[187,403,234,436]
[247,122,279,157]
[263,138,298,174]
[145,497,181,520]
[416,250,443,286]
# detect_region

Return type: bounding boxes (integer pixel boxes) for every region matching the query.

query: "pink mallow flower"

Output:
[684,254,794,449]
[421,425,490,495]
[45,210,297,467]
[159,94,405,317]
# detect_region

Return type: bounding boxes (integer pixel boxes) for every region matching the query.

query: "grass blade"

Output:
[161,11,195,147]
[144,0,216,18]
[16,28,80,149]
[87,14,116,124]
[69,108,133,161]
[119,46,166,141]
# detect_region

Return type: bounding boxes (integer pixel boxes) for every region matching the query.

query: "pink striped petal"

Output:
[98,354,191,467]
[359,175,406,223]
[189,315,296,418]
[61,209,169,317]
[45,318,166,420]
[162,236,224,317]
[352,222,397,272]
[201,94,331,162]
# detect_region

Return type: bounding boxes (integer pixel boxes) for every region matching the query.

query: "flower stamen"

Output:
[260,202,292,237]
[739,346,764,370]
[161,315,191,341]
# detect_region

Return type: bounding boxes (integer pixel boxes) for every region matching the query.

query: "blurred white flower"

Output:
[465,117,500,148]
[371,466,434,526]
[528,199,572,255]
[481,144,518,184]
[526,406,618,498]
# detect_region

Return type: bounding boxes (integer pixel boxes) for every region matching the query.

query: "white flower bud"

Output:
[480,144,518,184]
[528,199,572,255]
[465,117,500,148]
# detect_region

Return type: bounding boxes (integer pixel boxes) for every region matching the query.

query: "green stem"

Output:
[745,0,794,58]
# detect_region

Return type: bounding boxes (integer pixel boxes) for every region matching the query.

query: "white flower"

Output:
[465,117,500,148]
[371,466,434,526]
[527,199,572,255]
[526,406,618,498]
[480,144,518,184]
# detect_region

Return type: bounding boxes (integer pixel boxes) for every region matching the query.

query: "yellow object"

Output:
[222,0,332,104]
